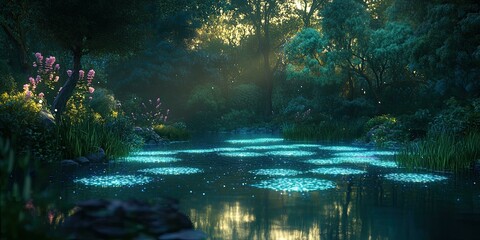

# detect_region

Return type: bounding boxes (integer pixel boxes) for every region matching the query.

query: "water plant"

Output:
[396,132,480,172]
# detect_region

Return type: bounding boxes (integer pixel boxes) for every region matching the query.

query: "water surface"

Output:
[56,134,480,240]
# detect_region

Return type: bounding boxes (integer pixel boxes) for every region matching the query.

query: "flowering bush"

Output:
[123,96,170,127]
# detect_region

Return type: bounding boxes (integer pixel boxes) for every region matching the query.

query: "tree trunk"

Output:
[51,47,82,119]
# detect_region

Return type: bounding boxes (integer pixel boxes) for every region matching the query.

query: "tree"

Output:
[31,0,153,118]
[294,0,327,28]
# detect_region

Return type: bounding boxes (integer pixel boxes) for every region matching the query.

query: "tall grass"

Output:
[58,117,139,159]
[282,121,364,141]
[397,132,480,172]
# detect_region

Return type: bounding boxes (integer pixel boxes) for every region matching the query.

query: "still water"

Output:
[57,134,480,240]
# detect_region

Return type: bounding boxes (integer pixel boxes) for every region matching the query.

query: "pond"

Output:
[55,134,480,240]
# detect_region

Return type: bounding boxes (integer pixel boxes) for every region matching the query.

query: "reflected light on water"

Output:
[177,149,216,154]
[384,173,448,183]
[131,150,178,156]
[251,178,336,192]
[249,169,303,176]
[266,150,316,157]
[138,167,203,175]
[73,175,152,187]
[217,152,264,157]
[305,159,340,165]
[319,146,367,151]
[309,167,367,175]
[123,156,181,163]
[225,138,284,144]
[369,160,398,168]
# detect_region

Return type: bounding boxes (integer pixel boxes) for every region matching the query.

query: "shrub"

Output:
[282,119,366,141]
[153,123,190,141]
[428,98,478,136]
[220,109,258,130]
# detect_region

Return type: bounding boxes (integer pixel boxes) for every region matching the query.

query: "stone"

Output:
[85,148,106,163]
[61,159,80,168]
[74,156,90,165]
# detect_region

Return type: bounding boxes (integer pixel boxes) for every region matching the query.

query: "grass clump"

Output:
[396,132,480,172]
[153,122,190,141]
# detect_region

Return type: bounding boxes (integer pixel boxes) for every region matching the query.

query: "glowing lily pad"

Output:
[131,151,178,156]
[213,147,244,152]
[305,159,339,165]
[251,178,336,192]
[291,144,323,148]
[225,138,284,144]
[249,169,303,176]
[124,156,181,163]
[217,152,264,157]
[309,167,367,175]
[138,167,203,175]
[74,175,152,187]
[243,145,298,150]
[369,160,398,168]
[177,149,216,154]
[334,151,397,157]
[318,146,367,151]
[384,173,448,183]
[266,150,316,157]
[331,156,377,164]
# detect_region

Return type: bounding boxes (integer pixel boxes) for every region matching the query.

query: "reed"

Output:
[397,132,480,172]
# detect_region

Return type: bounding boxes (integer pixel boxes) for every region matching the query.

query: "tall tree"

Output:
[32,0,153,118]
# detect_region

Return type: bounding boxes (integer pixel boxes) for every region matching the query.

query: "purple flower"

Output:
[38,92,44,98]
[55,64,60,71]
[25,91,32,99]
[35,75,42,83]
[79,70,85,79]
[35,52,43,63]
[29,77,35,86]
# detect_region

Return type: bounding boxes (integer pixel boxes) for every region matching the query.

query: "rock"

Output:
[61,159,80,168]
[74,156,90,165]
[85,148,106,163]
[39,110,56,129]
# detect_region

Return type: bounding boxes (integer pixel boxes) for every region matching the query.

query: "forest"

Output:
[0,0,479,239]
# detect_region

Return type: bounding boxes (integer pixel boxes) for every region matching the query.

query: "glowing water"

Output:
[266,150,316,157]
[74,175,152,187]
[384,173,448,183]
[123,156,181,163]
[318,146,367,151]
[225,138,284,144]
[249,169,303,176]
[138,167,203,175]
[251,178,336,192]
[309,167,367,175]
[217,152,264,157]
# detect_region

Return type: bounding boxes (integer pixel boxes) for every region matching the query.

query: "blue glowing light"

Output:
[318,146,367,151]
[131,150,178,156]
[309,167,367,175]
[384,173,448,183]
[225,138,284,144]
[334,151,397,157]
[290,144,323,148]
[305,159,339,165]
[266,150,316,157]
[212,147,244,152]
[217,152,264,157]
[73,175,152,187]
[330,156,377,164]
[251,178,336,192]
[243,145,298,150]
[249,169,303,176]
[138,167,203,175]
[369,160,398,168]
[123,156,181,163]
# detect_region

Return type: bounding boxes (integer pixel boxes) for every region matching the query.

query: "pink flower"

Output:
[33,62,37,67]
[88,87,95,94]
[67,70,72,77]
[29,77,35,85]
[79,70,85,79]
[38,92,44,98]
[25,91,32,99]
[35,52,43,63]
[45,56,56,69]
[35,75,42,83]
[54,76,59,82]
[54,64,60,71]
[87,69,95,81]
[23,84,29,91]
[49,74,53,81]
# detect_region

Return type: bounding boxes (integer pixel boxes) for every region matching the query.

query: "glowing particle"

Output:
[73,175,152,187]
[309,167,367,175]
[139,167,203,175]
[384,173,448,183]
[251,178,336,192]
[249,169,303,176]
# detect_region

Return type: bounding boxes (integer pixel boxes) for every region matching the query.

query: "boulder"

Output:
[74,156,90,165]
[61,159,80,168]
[85,148,106,163]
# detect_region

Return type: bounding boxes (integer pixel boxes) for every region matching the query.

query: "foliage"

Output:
[397,132,480,172]
[186,84,225,130]
[58,114,141,160]
[153,123,190,141]
[86,88,118,120]
[364,115,408,147]
[0,137,61,239]
[228,83,262,111]
[282,119,365,141]
[219,109,258,130]
[0,92,59,163]
[428,98,480,136]
[121,96,170,128]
